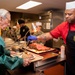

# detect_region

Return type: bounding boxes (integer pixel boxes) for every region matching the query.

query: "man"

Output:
[33,22,44,36]
[27,1,75,75]
[0,9,30,75]
[32,22,45,45]
[18,19,30,41]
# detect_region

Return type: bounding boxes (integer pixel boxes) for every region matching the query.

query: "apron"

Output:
[66,24,75,75]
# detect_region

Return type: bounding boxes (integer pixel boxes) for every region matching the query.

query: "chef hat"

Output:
[36,22,42,27]
[66,1,75,9]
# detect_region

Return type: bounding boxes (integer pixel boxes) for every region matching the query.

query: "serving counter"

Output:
[35,55,65,75]
[4,39,65,75]
[7,52,65,75]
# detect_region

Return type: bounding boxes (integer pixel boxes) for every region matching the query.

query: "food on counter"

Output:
[19,41,26,44]
[4,38,14,43]
[12,45,20,51]
[11,46,25,52]
[4,38,14,47]
[29,43,50,51]
[11,52,23,58]
[11,51,34,60]
[22,52,34,60]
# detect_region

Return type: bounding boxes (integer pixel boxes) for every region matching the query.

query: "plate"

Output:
[11,51,43,62]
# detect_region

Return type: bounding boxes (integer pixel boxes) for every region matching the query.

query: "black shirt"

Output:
[20,25,30,41]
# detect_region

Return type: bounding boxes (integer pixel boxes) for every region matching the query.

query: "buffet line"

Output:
[5,38,65,72]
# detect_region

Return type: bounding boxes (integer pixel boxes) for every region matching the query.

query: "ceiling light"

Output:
[16,1,42,10]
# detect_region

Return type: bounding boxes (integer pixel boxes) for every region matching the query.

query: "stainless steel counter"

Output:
[7,54,65,75]
[5,40,65,75]
[33,55,66,75]
[35,55,65,71]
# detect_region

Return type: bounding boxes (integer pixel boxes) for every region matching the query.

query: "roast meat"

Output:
[29,43,50,51]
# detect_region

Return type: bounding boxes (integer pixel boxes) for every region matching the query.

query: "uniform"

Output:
[51,21,75,75]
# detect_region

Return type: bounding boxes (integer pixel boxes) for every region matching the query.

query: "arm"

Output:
[0,45,31,70]
[2,55,23,70]
[0,45,23,70]
[0,37,30,70]
[37,32,53,41]
[27,32,53,42]
[27,22,63,42]
[37,23,63,41]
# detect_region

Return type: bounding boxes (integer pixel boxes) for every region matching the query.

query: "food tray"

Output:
[11,51,43,62]
[24,47,55,54]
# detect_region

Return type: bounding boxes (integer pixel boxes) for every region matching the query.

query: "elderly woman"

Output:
[0,9,30,75]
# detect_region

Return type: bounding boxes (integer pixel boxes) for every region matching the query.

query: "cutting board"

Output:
[24,47,55,54]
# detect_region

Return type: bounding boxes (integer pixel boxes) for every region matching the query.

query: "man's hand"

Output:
[27,35,37,41]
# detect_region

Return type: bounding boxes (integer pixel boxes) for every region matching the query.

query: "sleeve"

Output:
[4,48,10,56]
[3,56,23,70]
[0,45,23,70]
[50,23,63,38]
[0,37,10,55]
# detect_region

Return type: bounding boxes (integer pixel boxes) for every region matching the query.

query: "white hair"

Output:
[0,9,9,18]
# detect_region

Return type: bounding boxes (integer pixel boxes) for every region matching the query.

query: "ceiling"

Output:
[0,0,73,14]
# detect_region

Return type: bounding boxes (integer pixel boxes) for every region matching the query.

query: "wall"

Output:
[10,11,39,27]
[52,10,64,48]
[10,11,64,48]
[52,10,64,28]
[39,10,64,48]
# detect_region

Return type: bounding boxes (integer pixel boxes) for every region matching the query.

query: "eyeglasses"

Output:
[6,17,11,23]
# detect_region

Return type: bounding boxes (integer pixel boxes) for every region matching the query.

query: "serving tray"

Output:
[24,47,55,54]
[11,51,43,62]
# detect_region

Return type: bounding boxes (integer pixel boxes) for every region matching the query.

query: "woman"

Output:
[0,9,30,75]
